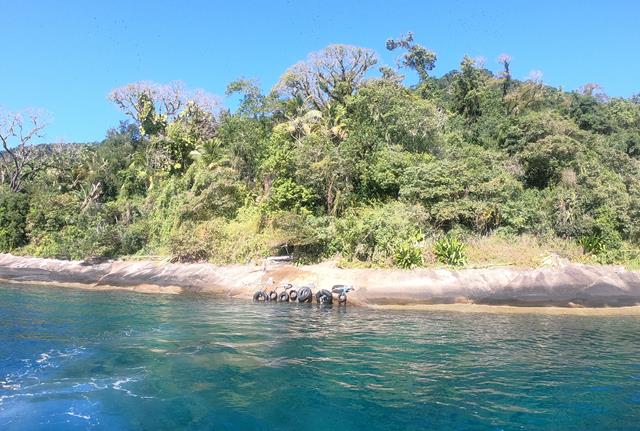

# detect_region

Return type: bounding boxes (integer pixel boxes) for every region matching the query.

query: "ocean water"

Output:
[0,284,639,430]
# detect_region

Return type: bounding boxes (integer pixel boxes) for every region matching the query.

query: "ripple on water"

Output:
[1,285,640,430]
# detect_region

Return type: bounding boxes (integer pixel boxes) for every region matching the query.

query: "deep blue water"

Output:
[1,284,640,430]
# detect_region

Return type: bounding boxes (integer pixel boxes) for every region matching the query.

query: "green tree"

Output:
[452,56,486,123]
[0,187,29,251]
[386,32,437,83]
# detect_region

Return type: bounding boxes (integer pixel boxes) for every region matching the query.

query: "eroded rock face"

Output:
[1,254,640,307]
[0,254,262,296]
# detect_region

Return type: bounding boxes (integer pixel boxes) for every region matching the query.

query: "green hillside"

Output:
[2,35,640,268]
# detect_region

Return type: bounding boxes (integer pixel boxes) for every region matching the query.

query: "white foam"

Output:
[66,409,91,420]
[112,376,154,399]
[35,353,50,364]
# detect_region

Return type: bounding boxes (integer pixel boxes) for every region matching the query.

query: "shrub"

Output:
[331,202,427,266]
[399,148,522,232]
[183,163,247,220]
[267,211,331,263]
[0,188,29,252]
[264,178,315,213]
[394,241,423,269]
[120,223,149,255]
[28,225,86,260]
[168,221,223,263]
[169,235,210,263]
[578,234,606,256]
[26,192,82,243]
[81,223,123,259]
[433,235,467,267]
[212,206,273,264]
[576,206,624,262]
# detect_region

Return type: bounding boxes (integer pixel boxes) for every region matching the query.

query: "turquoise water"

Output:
[1,284,639,430]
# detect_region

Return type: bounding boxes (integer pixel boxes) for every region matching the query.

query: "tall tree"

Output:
[0,109,51,192]
[386,32,437,83]
[497,53,512,100]
[452,56,485,122]
[226,78,271,119]
[275,44,378,112]
[108,81,219,136]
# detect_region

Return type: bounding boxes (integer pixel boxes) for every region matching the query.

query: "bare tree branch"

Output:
[275,45,378,111]
[0,109,51,192]
[107,81,221,135]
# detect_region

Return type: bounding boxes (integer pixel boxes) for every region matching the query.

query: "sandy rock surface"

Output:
[2,254,640,307]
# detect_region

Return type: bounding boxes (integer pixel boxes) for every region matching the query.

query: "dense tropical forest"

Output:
[2,34,640,268]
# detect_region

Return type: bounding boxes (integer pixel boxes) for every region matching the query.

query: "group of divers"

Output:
[253,279,354,305]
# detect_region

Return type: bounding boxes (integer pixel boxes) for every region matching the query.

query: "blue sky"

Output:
[2,0,639,143]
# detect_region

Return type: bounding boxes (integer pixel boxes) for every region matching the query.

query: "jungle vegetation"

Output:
[2,34,640,268]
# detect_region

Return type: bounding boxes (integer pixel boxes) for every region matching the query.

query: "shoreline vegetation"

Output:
[3,35,640,275]
[2,253,640,313]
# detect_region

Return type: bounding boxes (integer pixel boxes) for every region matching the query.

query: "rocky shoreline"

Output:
[2,254,640,311]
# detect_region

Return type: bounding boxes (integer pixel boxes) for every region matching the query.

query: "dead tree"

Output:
[0,109,50,192]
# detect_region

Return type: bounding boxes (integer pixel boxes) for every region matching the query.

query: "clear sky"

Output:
[2,0,639,143]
